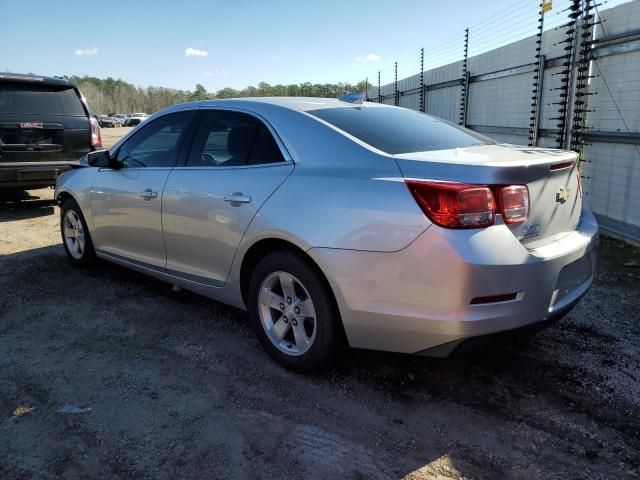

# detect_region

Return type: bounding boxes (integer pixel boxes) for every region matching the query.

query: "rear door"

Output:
[90,110,195,268]
[0,82,90,166]
[162,109,294,286]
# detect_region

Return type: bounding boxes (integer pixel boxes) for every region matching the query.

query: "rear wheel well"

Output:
[240,239,308,305]
[239,240,343,330]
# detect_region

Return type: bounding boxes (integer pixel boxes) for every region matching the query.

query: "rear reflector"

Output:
[470,292,519,305]
[405,181,495,228]
[550,161,575,171]
[499,185,529,224]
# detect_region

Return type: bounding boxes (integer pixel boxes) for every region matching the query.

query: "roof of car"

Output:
[189,97,388,113]
[0,72,75,87]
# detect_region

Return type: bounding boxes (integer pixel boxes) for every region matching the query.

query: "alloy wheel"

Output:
[258,271,317,356]
[63,210,85,260]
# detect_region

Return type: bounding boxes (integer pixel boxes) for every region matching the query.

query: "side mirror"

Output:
[87,150,122,169]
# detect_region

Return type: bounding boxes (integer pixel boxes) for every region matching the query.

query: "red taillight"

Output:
[406,181,530,228]
[405,181,495,228]
[90,117,102,149]
[498,185,529,224]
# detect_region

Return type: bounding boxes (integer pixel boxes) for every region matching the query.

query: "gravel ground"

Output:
[0,182,639,479]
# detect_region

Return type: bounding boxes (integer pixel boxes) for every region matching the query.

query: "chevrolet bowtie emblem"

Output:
[556,188,571,204]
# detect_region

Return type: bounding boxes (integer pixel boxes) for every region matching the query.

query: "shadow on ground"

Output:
[0,188,55,223]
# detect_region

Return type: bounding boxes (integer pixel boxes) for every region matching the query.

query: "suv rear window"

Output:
[308,107,490,155]
[0,83,86,116]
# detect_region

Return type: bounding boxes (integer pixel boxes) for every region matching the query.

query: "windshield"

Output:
[308,106,491,155]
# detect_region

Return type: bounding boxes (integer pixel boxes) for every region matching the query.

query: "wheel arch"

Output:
[55,189,75,206]
[238,237,348,342]
[240,238,313,305]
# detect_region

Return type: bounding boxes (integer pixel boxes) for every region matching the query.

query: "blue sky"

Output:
[0,0,629,92]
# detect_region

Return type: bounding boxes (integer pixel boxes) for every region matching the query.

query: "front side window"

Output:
[307,107,491,155]
[187,110,285,167]
[115,111,193,168]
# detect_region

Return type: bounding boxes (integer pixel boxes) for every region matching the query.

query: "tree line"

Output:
[70,76,369,115]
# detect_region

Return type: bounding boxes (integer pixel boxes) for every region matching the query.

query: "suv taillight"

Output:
[405,181,529,228]
[90,117,102,149]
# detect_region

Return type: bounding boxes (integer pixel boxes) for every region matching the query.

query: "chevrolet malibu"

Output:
[55,97,598,371]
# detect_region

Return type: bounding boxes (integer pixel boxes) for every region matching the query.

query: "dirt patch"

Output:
[0,193,639,479]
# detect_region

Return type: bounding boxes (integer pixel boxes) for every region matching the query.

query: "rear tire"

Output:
[60,198,96,267]
[248,250,343,372]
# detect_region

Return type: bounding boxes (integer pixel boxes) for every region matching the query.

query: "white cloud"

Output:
[75,47,98,56]
[356,53,381,64]
[205,68,229,76]
[185,47,208,57]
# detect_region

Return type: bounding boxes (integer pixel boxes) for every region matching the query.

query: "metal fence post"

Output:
[564,0,584,149]
[394,62,399,106]
[459,28,469,126]
[552,0,581,149]
[365,77,369,101]
[378,71,381,104]
[529,2,547,146]
[419,47,425,112]
[570,0,596,154]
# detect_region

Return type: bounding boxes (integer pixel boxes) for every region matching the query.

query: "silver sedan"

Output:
[55,97,598,371]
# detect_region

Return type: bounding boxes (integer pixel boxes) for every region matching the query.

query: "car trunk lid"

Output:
[394,144,582,249]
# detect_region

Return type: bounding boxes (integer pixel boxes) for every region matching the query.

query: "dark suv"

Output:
[0,73,101,190]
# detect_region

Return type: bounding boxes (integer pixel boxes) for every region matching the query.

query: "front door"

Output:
[90,110,194,267]
[162,109,294,285]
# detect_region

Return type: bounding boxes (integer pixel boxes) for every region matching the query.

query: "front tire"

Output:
[60,198,96,267]
[248,250,343,372]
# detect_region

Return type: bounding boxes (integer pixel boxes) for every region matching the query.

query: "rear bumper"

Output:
[0,162,75,188]
[416,294,580,357]
[309,206,599,354]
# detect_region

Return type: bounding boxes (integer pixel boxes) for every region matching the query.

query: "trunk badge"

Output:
[556,188,571,204]
[20,122,44,129]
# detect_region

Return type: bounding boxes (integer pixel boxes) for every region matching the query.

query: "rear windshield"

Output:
[308,107,491,154]
[0,83,86,116]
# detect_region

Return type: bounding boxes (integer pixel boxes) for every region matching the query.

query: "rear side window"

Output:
[0,83,86,116]
[187,110,285,167]
[307,107,491,155]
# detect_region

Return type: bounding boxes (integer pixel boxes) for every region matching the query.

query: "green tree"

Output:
[191,83,208,101]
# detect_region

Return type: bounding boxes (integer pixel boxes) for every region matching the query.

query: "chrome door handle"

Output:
[139,189,158,200]
[224,193,251,204]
